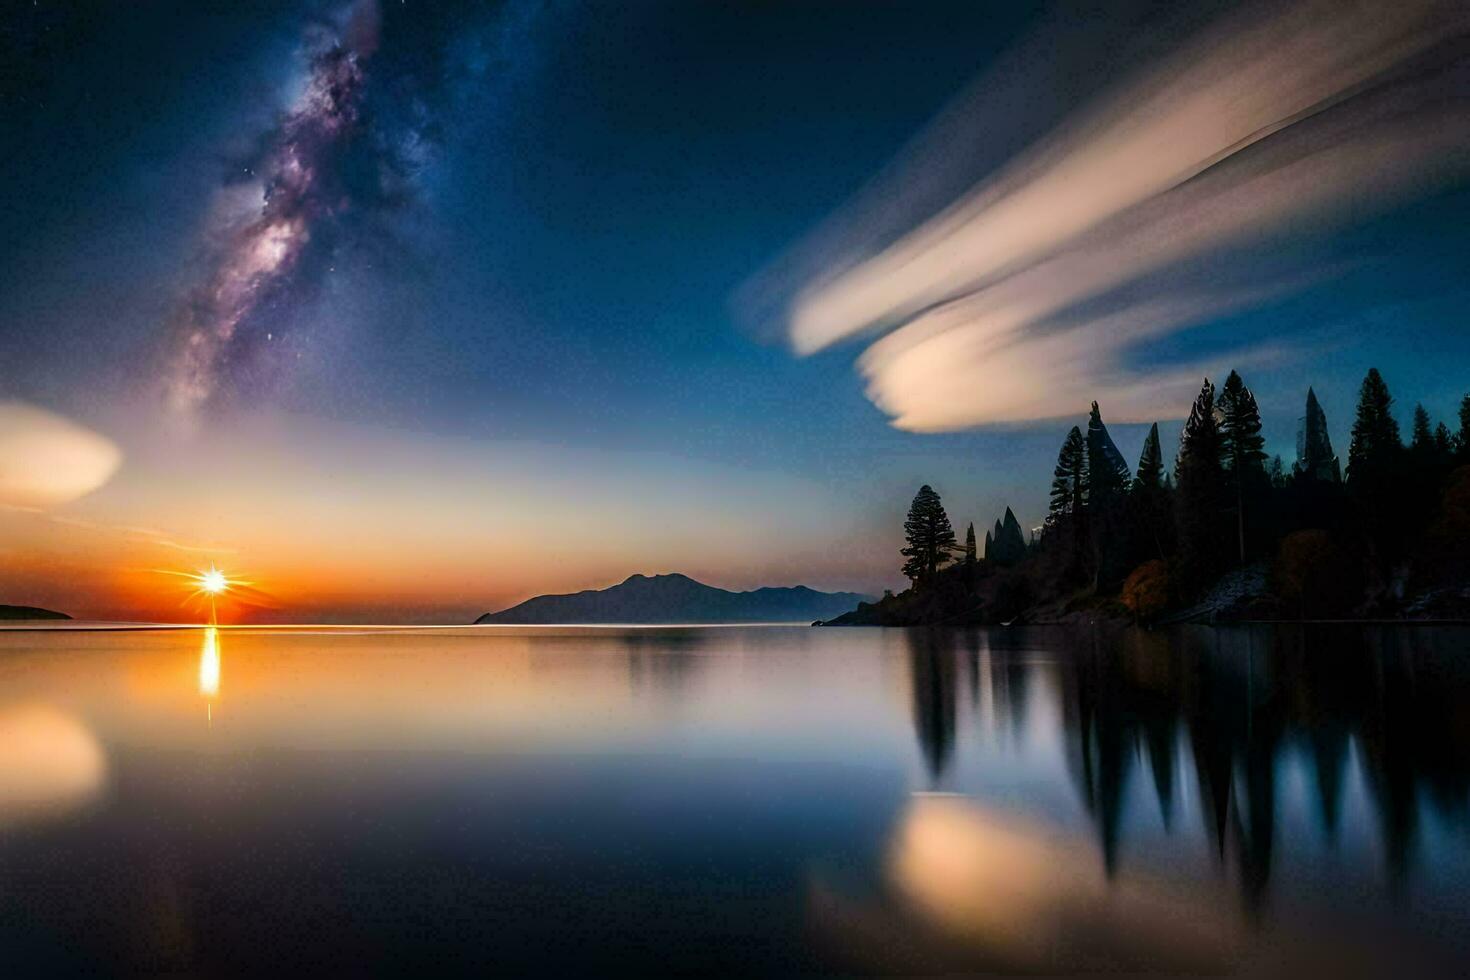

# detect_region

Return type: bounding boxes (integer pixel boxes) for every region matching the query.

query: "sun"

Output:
[154,563,271,625]
[198,567,229,595]
[183,565,239,624]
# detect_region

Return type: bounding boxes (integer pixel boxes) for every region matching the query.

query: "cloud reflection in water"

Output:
[0,704,107,826]
[887,793,1242,971]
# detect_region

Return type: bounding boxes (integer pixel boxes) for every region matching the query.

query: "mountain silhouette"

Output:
[474,573,871,624]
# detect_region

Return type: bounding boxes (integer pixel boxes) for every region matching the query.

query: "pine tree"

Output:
[1346,369,1406,562]
[1220,372,1267,477]
[1434,422,1453,461]
[1048,427,1087,526]
[901,485,957,586]
[1085,401,1131,508]
[990,506,1026,566]
[983,529,993,560]
[1410,404,1434,457]
[1219,370,1267,562]
[1175,379,1226,595]
[1046,426,1088,580]
[1083,402,1134,587]
[1295,387,1339,483]
[964,523,977,565]
[1134,422,1163,491]
[1003,507,1025,554]
[1347,368,1401,489]
[1130,421,1168,560]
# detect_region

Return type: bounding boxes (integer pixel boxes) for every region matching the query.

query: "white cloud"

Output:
[0,402,122,508]
[752,0,1470,429]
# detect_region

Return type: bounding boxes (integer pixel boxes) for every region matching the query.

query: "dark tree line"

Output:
[896,368,1470,620]
[901,490,1030,588]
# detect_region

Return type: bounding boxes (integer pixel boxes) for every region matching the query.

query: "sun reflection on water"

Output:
[198,627,221,723]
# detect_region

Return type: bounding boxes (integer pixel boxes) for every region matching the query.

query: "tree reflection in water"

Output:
[903,624,1470,909]
[907,630,958,782]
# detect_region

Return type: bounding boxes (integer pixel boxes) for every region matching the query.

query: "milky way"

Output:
[164,0,383,423]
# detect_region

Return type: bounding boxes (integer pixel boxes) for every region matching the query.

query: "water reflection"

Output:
[3,625,1469,973]
[0,704,106,825]
[198,627,221,699]
[907,630,957,781]
[886,795,1243,972]
[902,625,1470,908]
[198,626,221,728]
[618,630,703,701]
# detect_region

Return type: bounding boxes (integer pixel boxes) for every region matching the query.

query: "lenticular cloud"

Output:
[745,0,1470,430]
[0,402,121,508]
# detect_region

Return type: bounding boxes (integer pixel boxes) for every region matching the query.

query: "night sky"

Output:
[2,0,1467,621]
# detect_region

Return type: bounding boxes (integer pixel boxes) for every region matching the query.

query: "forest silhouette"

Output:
[835,369,1470,625]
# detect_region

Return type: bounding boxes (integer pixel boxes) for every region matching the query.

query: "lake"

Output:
[1,623,1468,975]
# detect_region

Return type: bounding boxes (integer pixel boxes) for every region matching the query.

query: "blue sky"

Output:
[1,0,1467,616]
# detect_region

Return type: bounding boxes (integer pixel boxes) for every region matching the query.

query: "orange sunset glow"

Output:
[5,0,1470,973]
[0,413,872,623]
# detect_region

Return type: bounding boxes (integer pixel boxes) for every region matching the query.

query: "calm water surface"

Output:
[2,624,1469,975]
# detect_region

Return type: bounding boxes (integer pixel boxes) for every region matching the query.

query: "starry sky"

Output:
[1,0,1468,622]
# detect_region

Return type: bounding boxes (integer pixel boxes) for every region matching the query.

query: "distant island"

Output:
[475,573,872,624]
[0,604,70,621]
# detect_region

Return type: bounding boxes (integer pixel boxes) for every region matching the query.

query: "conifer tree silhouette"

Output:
[901,485,957,586]
[1175,379,1226,595]
[1220,370,1267,562]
